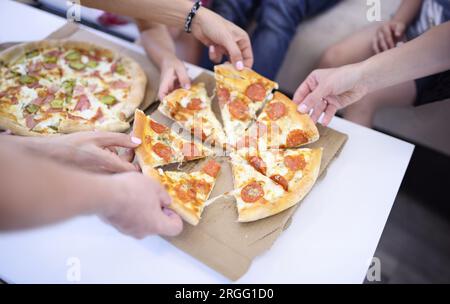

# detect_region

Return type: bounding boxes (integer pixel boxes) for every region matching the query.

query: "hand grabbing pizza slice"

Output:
[158,82,227,147]
[133,109,213,169]
[146,159,222,225]
[247,92,319,149]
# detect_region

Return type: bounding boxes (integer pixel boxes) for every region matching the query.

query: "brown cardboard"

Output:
[46,22,159,112]
[152,73,348,281]
[8,23,348,281]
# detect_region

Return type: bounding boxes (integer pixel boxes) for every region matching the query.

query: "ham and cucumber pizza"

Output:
[133,109,213,169]
[246,92,319,149]
[0,40,146,136]
[158,82,226,147]
[146,159,222,225]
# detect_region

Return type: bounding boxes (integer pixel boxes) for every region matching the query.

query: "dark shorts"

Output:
[415,70,450,106]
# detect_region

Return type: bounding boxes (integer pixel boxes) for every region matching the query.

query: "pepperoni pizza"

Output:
[146,159,222,225]
[158,82,227,147]
[0,40,146,136]
[133,109,213,169]
[246,92,319,149]
[214,63,278,147]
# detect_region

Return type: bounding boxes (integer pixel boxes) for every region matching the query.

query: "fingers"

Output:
[158,69,176,101]
[310,98,327,123]
[209,45,224,64]
[100,151,139,173]
[120,148,135,163]
[293,75,316,105]
[377,31,389,52]
[372,36,381,54]
[394,23,404,38]
[321,103,338,126]
[382,25,395,49]
[156,207,183,237]
[175,63,191,90]
[223,34,245,70]
[237,33,254,68]
[92,132,142,149]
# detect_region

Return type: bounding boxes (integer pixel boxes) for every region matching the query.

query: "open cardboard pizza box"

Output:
[41,23,348,281]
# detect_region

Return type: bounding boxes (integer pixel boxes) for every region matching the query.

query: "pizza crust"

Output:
[237,148,322,222]
[0,40,146,135]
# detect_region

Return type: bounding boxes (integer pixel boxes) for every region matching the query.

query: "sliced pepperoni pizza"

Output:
[230,153,287,222]
[247,92,319,149]
[238,147,322,192]
[214,63,278,104]
[158,82,226,147]
[214,63,278,148]
[231,148,322,222]
[146,159,222,225]
[133,109,213,169]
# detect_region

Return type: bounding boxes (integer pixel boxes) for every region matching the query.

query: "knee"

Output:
[318,45,347,68]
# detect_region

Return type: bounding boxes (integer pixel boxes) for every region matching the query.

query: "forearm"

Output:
[137,19,177,68]
[0,141,111,230]
[81,0,193,28]
[392,0,423,25]
[362,21,450,92]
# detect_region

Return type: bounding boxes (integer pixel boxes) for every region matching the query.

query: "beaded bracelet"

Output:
[184,1,202,33]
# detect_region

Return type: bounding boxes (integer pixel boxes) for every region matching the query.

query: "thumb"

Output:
[157,207,183,236]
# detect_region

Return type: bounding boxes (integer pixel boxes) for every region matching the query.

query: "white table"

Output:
[0,0,414,284]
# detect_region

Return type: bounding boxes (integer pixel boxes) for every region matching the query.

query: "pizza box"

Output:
[151,72,348,281]
[2,23,348,281]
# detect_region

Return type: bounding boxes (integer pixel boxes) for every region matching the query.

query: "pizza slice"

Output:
[246,92,319,149]
[237,146,322,192]
[145,159,222,225]
[230,153,287,222]
[230,149,321,222]
[158,82,226,147]
[133,109,213,168]
[219,92,259,148]
[214,63,278,103]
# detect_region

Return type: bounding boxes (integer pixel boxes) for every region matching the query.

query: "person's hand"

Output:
[192,8,253,69]
[101,172,183,238]
[293,63,369,126]
[158,54,191,100]
[35,131,142,173]
[373,20,406,53]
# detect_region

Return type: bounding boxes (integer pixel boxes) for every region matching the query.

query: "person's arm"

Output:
[81,0,253,69]
[0,140,182,237]
[0,131,141,173]
[373,0,423,53]
[392,0,423,25]
[294,21,450,125]
[364,21,450,91]
[136,19,191,100]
